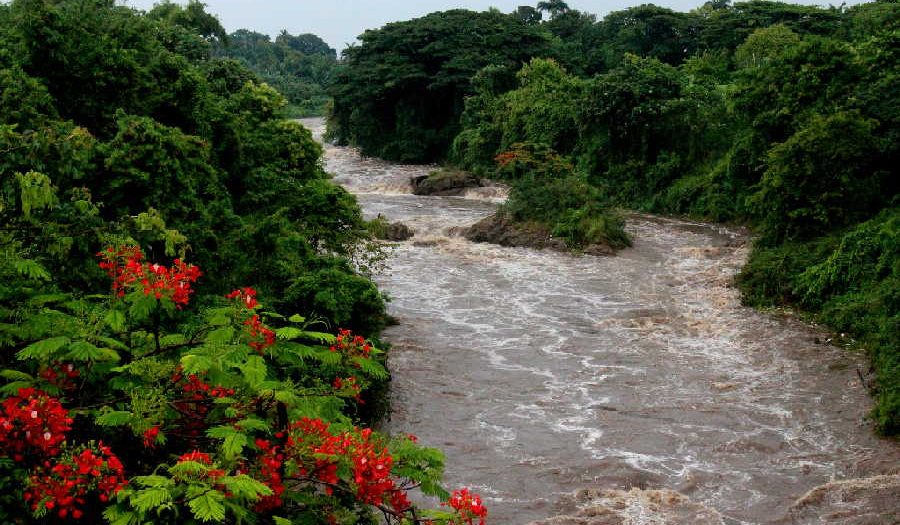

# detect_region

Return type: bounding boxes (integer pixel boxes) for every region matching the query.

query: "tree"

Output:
[537,0,570,19]
[329,9,553,162]
[513,5,543,24]
[275,30,336,59]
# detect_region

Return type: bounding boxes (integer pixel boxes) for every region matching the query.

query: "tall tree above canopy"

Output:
[537,0,570,19]
[146,0,227,42]
[328,9,553,163]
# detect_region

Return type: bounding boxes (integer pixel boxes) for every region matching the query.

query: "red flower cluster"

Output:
[97,245,201,307]
[445,488,488,525]
[333,376,364,404]
[225,287,259,309]
[38,362,80,390]
[142,426,160,449]
[244,315,276,353]
[24,442,127,520]
[97,246,144,298]
[227,287,276,353]
[330,329,371,358]
[177,372,235,400]
[252,438,286,512]
[0,388,73,461]
[170,370,234,443]
[178,450,212,465]
[285,418,410,511]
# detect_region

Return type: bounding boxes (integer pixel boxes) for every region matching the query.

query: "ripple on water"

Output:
[298,118,900,525]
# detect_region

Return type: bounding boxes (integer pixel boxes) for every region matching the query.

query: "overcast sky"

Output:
[119,0,843,52]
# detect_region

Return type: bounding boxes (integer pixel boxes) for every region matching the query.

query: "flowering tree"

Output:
[0,245,487,524]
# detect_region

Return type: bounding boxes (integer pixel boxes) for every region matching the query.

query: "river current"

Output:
[301,119,899,525]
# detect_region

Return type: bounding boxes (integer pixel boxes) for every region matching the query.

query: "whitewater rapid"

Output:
[302,118,900,524]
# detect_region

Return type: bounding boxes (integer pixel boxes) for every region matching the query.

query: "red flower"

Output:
[142,426,160,449]
[444,488,488,525]
[178,450,212,465]
[0,388,73,461]
[226,287,259,309]
[23,442,127,520]
[97,246,201,308]
[244,314,276,353]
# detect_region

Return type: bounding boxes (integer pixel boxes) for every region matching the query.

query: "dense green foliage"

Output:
[143,1,337,117]
[328,9,553,162]
[0,1,494,523]
[331,0,900,433]
[219,29,337,117]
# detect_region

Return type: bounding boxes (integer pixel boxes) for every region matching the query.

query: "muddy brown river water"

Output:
[301,119,899,525]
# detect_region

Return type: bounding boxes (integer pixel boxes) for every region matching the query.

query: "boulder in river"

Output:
[383,221,414,241]
[411,169,482,196]
[464,212,566,251]
[463,212,617,255]
[369,216,414,241]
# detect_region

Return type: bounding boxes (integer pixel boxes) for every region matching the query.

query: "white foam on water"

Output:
[300,118,900,525]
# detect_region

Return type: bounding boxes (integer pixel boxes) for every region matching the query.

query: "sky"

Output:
[119,0,845,52]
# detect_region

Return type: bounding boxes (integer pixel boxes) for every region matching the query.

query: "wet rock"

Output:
[383,221,413,241]
[411,169,482,196]
[529,488,725,525]
[463,213,567,251]
[463,213,617,256]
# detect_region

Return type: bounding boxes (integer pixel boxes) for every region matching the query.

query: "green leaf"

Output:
[17,336,70,360]
[206,327,235,345]
[188,491,227,522]
[169,460,209,478]
[273,517,293,525]
[131,487,172,512]
[208,315,231,327]
[313,349,342,366]
[105,309,126,332]
[133,475,175,489]
[238,355,267,386]
[160,333,187,346]
[0,381,34,395]
[206,426,247,460]
[280,342,320,361]
[0,369,34,382]
[219,475,273,500]
[352,356,389,379]
[181,354,214,374]
[223,432,248,460]
[301,331,337,344]
[275,326,305,340]
[288,314,305,323]
[66,340,120,362]
[129,294,158,321]
[103,506,139,525]
[94,335,129,351]
[96,410,134,427]
[236,417,269,432]
[14,258,50,280]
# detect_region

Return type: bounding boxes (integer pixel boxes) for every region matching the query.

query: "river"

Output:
[301,118,900,525]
